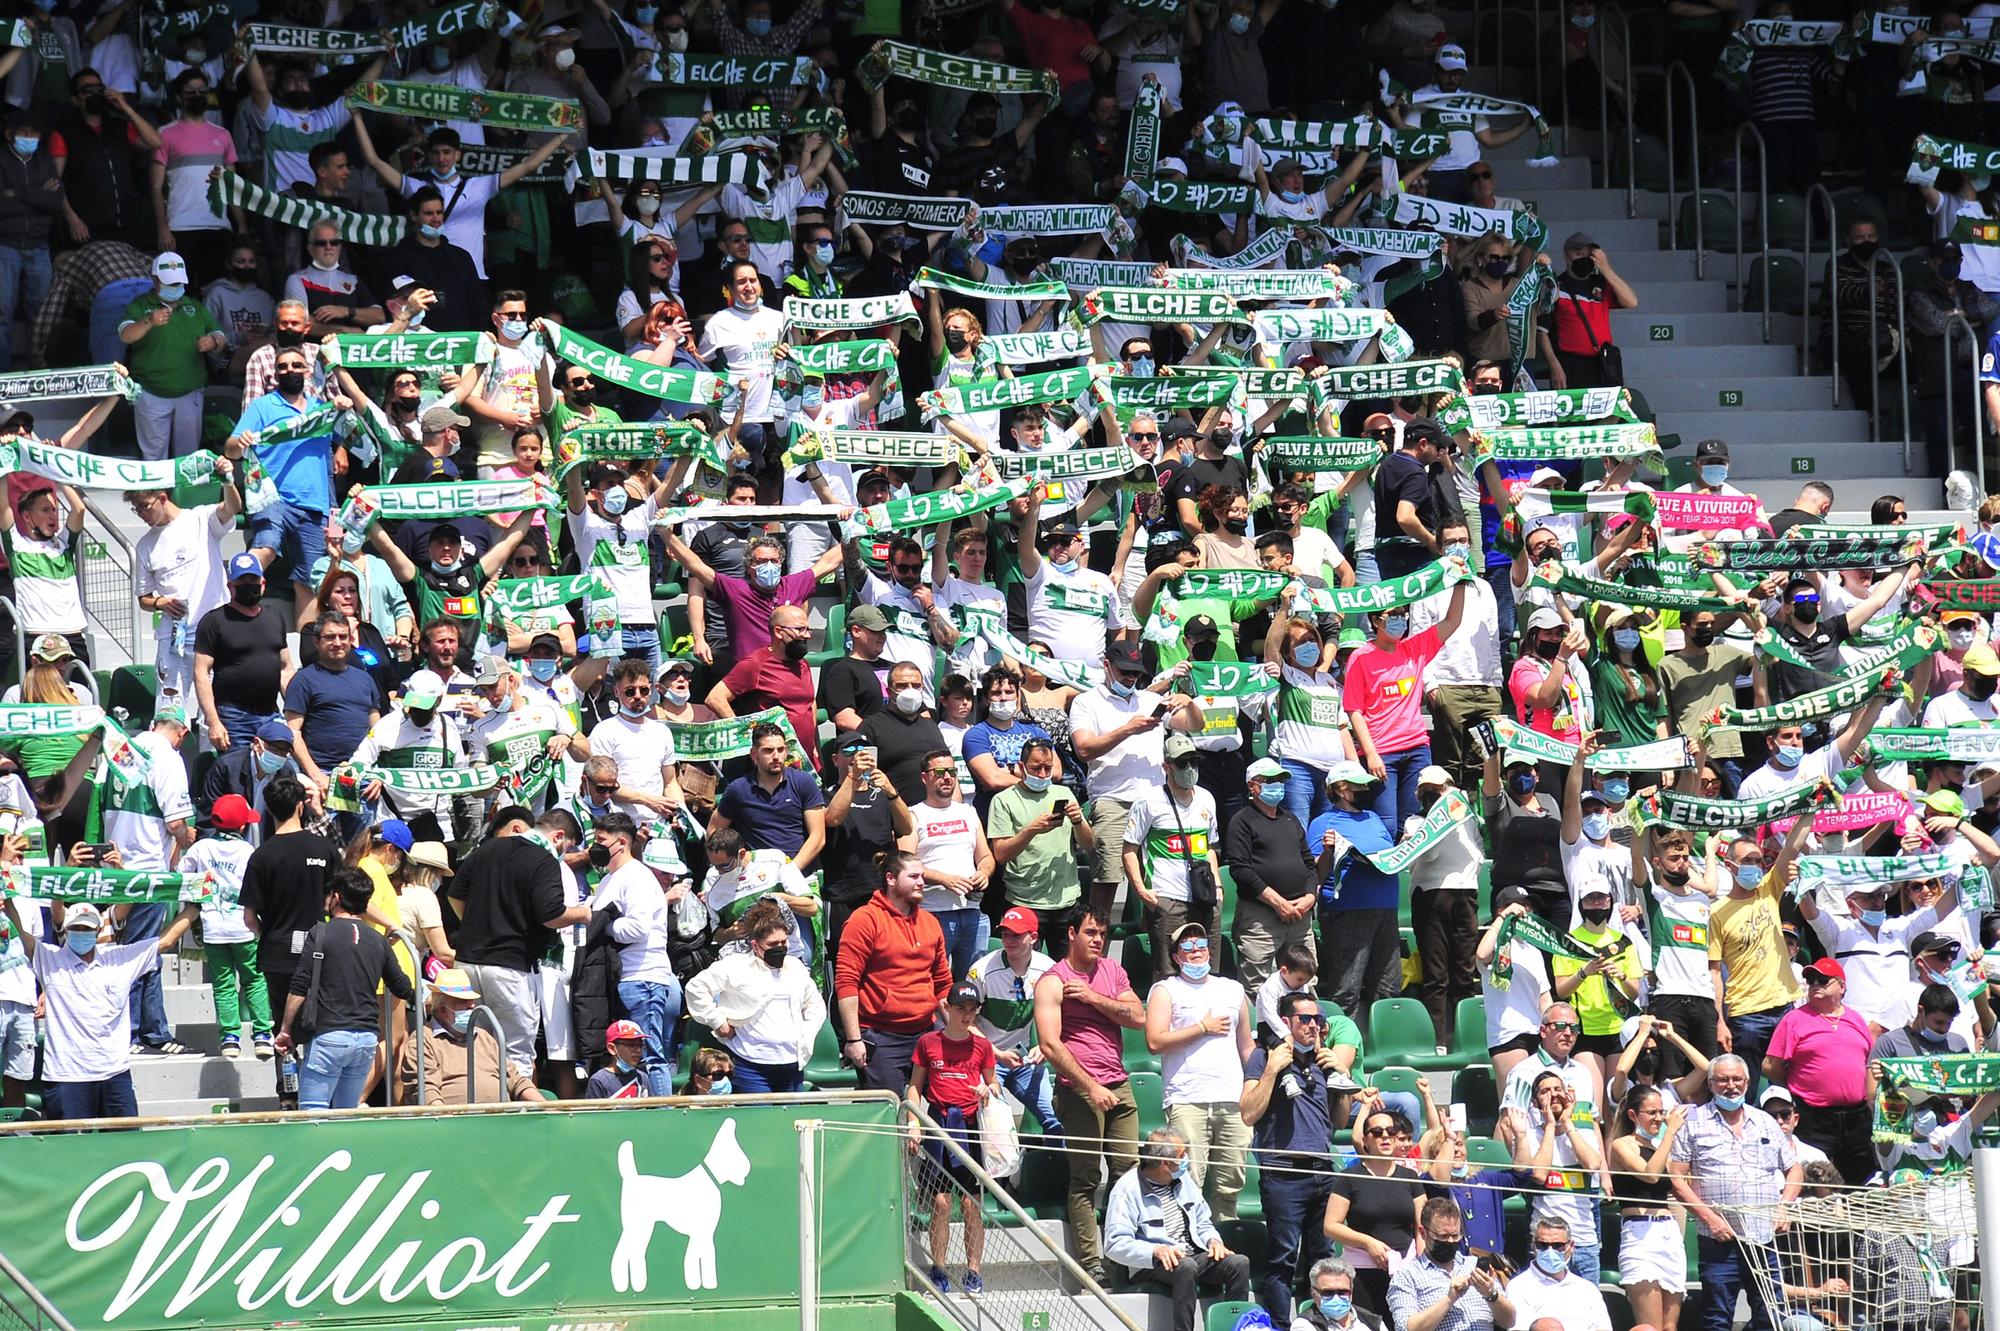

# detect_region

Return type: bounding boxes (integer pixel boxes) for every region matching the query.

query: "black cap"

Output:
[1403,417,1449,450]
[427,522,463,543]
[947,981,982,1006]
[1694,437,1730,462]
[1491,885,1531,917]
[1911,930,1956,957]
[1042,519,1082,539]
[1184,614,1221,641]
[528,632,563,654]
[1105,642,1144,673]
[1162,418,1200,441]
[1931,238,1965,262]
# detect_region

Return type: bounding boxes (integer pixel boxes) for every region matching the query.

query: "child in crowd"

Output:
[183,793,270,1059]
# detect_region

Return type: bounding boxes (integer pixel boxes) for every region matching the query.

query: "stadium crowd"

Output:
[0,0,1996,1329]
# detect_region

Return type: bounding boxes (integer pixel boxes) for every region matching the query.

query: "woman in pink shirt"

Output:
[1341,558,1468,832]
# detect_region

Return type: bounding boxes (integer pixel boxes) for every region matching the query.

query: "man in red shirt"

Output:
[998,0,1109,110]
[706,603,820,771]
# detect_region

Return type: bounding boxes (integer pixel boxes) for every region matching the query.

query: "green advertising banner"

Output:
[0,1098,905,1330]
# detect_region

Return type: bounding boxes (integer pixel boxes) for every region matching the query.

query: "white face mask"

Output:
[553,46,576,70]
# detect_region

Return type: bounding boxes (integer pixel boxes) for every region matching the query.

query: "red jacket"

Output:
[834,890,951,1035]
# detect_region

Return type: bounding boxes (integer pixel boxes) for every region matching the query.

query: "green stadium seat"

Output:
[1464,1135,1513,1168]
[1742,255,1806,317]
[1205,1300,1261,1331]
[1234,1160,1261,1220]
[1457,1063,1501,1136]
[1216,1220,1267,1274]
[807,602,847,668]
[1599,1283,1635,1331]
[1676,192,1739,253]
[1363,997,1446,1071]
[1122,1021,1160,1075]
[1369,1065,1427,1106]
[107,665,159,730]
[658,601,690,653]
[1218,866,1237,933]
[1452,996,1488,1060]
[1763,193,1809,250]
[803,1020,851,1088]
[1131,1070,1165,1136]
[1123,933,1155,999]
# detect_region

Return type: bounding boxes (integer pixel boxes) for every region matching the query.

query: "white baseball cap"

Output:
[401,670,447,709]
[152,252,188,283]
[1437,42,1468,70]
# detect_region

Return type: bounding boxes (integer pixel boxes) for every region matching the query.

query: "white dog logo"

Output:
[610,1118,754,1292]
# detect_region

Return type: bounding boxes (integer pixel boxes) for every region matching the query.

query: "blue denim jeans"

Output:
[1486,564,1517,640]
[621,625,662,680]
[123,903,172,1047]
[0,244,51,371]
[1569,1241,1602,1287]
[999,1057,1063,1136]
[245,499,329,591]
[1280,758,1332,833]
[1256,1172,1335,1318]
[299,1028,379,1110]
[212,702,280,752]
[617,977,682,1097]
[1698,1235,1776,1331]
[729,1058,803,1094]
[43,1071,137,1120]
[1368,743,1432,834]
[934,907,985,983]
[1728,1006,1787,1096]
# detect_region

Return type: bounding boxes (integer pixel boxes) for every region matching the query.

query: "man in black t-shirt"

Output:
[932,93,1049,202]
[1170,424,1251,536]
[1371,418,1447,581]
[861,85,936,194]
[276,869,415,1110]
[195,553,295,751]
[449,805,589,1075]
[818,604,890,731]
[239,776,341,1108]
[820,732,911,973]
[1767,565,1915,740]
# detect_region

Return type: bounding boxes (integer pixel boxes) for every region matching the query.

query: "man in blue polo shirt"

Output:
[228,341,350,628]
[710,720,826,873]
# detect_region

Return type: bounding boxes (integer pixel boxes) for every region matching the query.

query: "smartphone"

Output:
[857,746,878,768]
[1051,798,1071,817]
[85,843,116,864]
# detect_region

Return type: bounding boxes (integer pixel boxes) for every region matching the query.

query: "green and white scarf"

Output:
[1793,520,1961,545]
[781,292,921,332]
[1252,307,1396,345]
[980,204,1119,237]
[844,476,1031,539]
[322,330,494,370]
[912,266,1068,304]
[1473,423,1663,467]
[841,191,973,232]
[784,429,957,469]
[1513,489,1658,522]
[541,322,731,406]
[1322,228,1443,259]
[1796,852,1957,891]
[1262,435,1383,471]
[0,439,220,493]
[1165,266,1347,301]
[666,707,800,762]
[1690,531,1927,572]
[783,337,901,379]
[1410,90,1556,163]
[855,39,1060,100]
[1505,257,1557,376]
[1908,133,2000,186]
[653,54,824,90]
[979,625,1103,691]
[1174,569,1289,601]
[1475,716,1694,772]
[240,22,387,54]
[0,704,102,738]
[1186,661,1280,697]
[139,4,232,39]
[921,364,1103,420]
[346,81,584,133]
[1710,630,1936,732]
[491,573,611,614]
[1044,257,1160,290]
[0,865,212,905]
[459,146,563,188]
[1716,18,1845,89]
[210,173,408,246]
[1465,386,1635,431]
[1125,78,1165,184]
[1144,177,1258,215]
[992,445,1142,483]
[1170,229,1294,274]
[385,0,503,52]
[1389,191,1549,248]
[1170,365,1309,401]
[1641,781,1836,831]
[1307,357,1464,405]
[1490,910,1604,989]
[693,106,853,163]
[1073,286,1246,327]
[1095,375,1238,412]
[241,403,350,450]
[1303,556,1468,615]
[346,761,504,795]
[365,478,556,522]
[1529,560,1740,612]
[1249,116,1449,161]
[988,328,1092,365]
[1368,790,1475,874]
[0,363,137,405]
[573,149,770,194]
[556,421,729,479]
[1865,728,2000,764]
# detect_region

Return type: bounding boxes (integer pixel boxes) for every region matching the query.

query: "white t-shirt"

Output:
[589,713,679,820]
[1025,561,1120,661]
[472,338,543,467]
[1483,940,1550,1047]
[1737,743,1844,805]
[35,939,161,1080]
[1125,786,1220,903]
[1504,1267,1612,1331]
[967,946,1056,1052]
[574,494,659,626]
[1650,881,1716,999]
[183,835,256,945]
[590,858,674,984]
[135,503,232,648]
[1153,972,1247,1105]
[1413,576,1501,688]
[1410,88,1489,170]
[721,175,807,281]
[697,302,786,422]
[1922,689,2000,728]
[1289,525,1347,588]
[101,730,194,872]
[936,575,1006,667]
[1069,686,1169,803]
[908,798,983,913]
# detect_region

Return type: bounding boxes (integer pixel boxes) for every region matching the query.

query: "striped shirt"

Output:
[1386,1253,1498,1331]
[1748,49,1828,123]
[1668,1102,1797,1244]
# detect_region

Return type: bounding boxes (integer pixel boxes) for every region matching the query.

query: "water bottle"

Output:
[280,1054,299,1099]
[335,490,380,558]
[170,615,191,658]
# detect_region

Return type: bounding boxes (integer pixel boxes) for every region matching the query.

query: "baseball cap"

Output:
[1941,609,1984,626]
[254,719,294,746]
[1436,42,1468,69]
[1563,230,1598,253]
[1041,518,1083,539]
[1106,641,1145,673]
[1183,614,1221,643]
[1759,1084,1795,1109]
[1803,956,1846,983]
[848,604,890,633]
[1923,789,1969,819]
[469,655,506,686]
[227,552,264,582]
[1162,418,1200,442]
[999,906,1039,937]
[402,670,447,708]
[1911,930,1958,958]
[1963,643,2000,676]
[538,22,581,40]
[1327,759,1381,787]
[1527,466,1567,487]
[1156,155,1189,177]
[606,1019,644,1046]
[1526,606,1564,632]
[377,819,415,852]
[661,658,695,679]
[426,522,465,547]
[432,968,480,999]
[528,632,564,655]
[1417,764,1453,789]
[1164,733,1199,760]
[947,981,982,1007]
[210,793,256,830]
[420,404,470,432]
[1247,757,1288,780]
[62,904,102,934]
[1271,155,1304,177]
[154,701,190,729]
[1172,921,1208,946]
[152,251,188,284]
[1694,437,1731,462]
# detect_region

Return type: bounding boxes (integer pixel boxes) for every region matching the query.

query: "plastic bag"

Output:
[978,1098,1022,1179]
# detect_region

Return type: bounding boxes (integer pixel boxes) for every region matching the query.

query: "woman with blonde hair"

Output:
[345,818,417,1102]
[927,293,1003,447]
[10,634,98,849]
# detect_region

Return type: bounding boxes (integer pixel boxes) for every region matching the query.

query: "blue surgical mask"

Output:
[256,749,286,776]
[614,1056,635,1073]
[1023,772,1052,793]
[1228,10,1252,30]
[158,283,186,302]
[420,223,445,239]
[1280,188,1306,204]
[744,15,772,33]
[1601,778,1630,804]
[1383,615,1408,640]
[601,487,629,517]
[1582,811,1610,842]
[1318,1296,1353,1322]
[430,557,462,575]
[432,163,458,181]
[500,318,528,340]
[451,1009,473,1035]
[809,241,834,266]
[1712,1091,1745,1111]
[1507,771,1536,798]
[753,563,782,590]
[637,2,658,18]
[1051,558,1079,575]
[1129,355,1154,377]
[11,136,37,158]
[1444,542,1470,563]
[1735,863,1763,889]
[1534,1247,1569,1277]
[1181,961,1209,980]
[1612,628,1641,652]
[1912,1108,1939,1137]
[1256,783,1286,807]
[426,45,452,71]
[65,930,94,955]
[1171,1155,1189,1179]
[1292,641,1322,669]
[528,658,559,682]
[1774,744,1803,769]
[802,385,824,413]
[1699,464,1728,487]
[1107,678,1136,699]
[1860,907,1887,928]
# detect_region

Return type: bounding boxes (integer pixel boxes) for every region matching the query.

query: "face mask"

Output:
[1170,765,1198,789]
[614,1057,635,1073]
[744,561,782,591]
[500,318,529,341]
[406,707,436,728]
[782,638,809,662]
[274,371,307,397]
[231,265,256,281]
[1019,772,1053,795]
[1774,744,1803,768]
[1601,778,1630,804]
[65,930,95,955]
[1181,960,1209,980]
[1612,627,1641,652]
[635,194,661,217]
[432,162,459,181]
[1859,907,1887,928]
[1222,517,1249,535]
[1852,240,1879,262]
[182,93,209,115]
[450,1009,473,1035]
[1966,674,1999,702]
[1724,862,1760,890]
[809,241,834,266]
[552,46,577,69]
[1659,866,1689,887]
[944,328,969,353]
[636,2,659,18]
[1912,1107,1940,1137]
[159,283,186,302]
[528,658,559,682]
[419,222,445,239]
[1383,615,1409,640]
[1170,1156,1189,1180]
[427,45,452,70]
[970,116,998,137]
[667,28,690,50]
[601,488,629,517]
[1699,464,1728,487]
[1942,257,1965,280]
[657,685,688,708]
[760,943,789,968]
[588,842,613,869]
[1569,257,1594,279]
[256,748,286,776]
[1690,627,1717,648]
[1426,1240,1459,1266]
[1951,628,1977,651]
[1107,678,1136,699]
[569,387,597,408]
[274,328,306,349]
[1051,557,1079,575]
[801,384,824,414]
[1129,355,1155,377]
[1484,257,1512,279]
[1534,1247,1570,1277]
[1444,542,1470,563]
[232,583,262,608]
[1534,636,1561,661]
[1279,188,1307,204]
[894,688,924,715]
[1581,812,1610,842]
[1580,904,1612,926]
[430,556,463,575]
[1293,641,1322,669]
[1318,1296,1352,1322]
[1712,1091,1746,1112]
[744,15,772,33]
[1507,771,1536,798]
[1636,1123,1661,1142]
[1256,783,1285,808]
[988,699,1018,722]
[1917,1026,1951,1046]
[1571,10,1595,25]
[10,137,35,158]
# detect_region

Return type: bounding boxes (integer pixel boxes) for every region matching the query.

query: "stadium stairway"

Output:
[132,948,284,1116]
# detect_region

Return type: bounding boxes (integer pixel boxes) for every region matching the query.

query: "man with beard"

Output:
[708,604,819,774]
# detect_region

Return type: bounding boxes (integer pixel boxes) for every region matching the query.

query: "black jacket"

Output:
[372,236,487,333]
[50,113,144,243]
[0,144,63,250]
[198,747,304,840]
[571,904,621,1057]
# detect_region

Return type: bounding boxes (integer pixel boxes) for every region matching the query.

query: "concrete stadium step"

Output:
[1612,309,1804,347]
[128,1049,282,1112]
[1638,375,1836,413]
[1720,441,1925,480]
[1620,341,1798,379]
[1619,280,1732,314]
[1653,409,1870,446]
[1521,187,1670,220]
[1537,216,1657,252]
[1600,250,1702,283]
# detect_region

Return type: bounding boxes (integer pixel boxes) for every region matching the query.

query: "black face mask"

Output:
[943,328,969,352]
[393,393,421,412]
[1580,905,1612,927]
[1569,257,1596,279]
[761,944,788,968]
[274,328,306,348]
[1967,674,1998,702]
[568,387,596,407]
[231,583,261,608]
[1222,517,1249,535]
[1534,636,1561,660]
[1188,638,1218,661]
[783,638,810,661]
[1792,602,1820,625]
[283,89,312,111]
[969,116,998,138]
[587,842,612,869]
[274,371,307,397]
[1527,546,1559,565]
[893,105,921,132]
[1851,241,1880,262]
[1426,1240,1460,1266]
[1483,257,1511,279]
[1659,866,1690,887]
[79,92,105,116]
[182,94,208,115]
[406,706,436,728]
[1942,257,1965,281]
[1689,627,1717,648]
[230,265,257,281]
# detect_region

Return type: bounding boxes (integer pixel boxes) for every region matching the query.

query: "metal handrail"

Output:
[1944,313,1990,497]
[0,594,28,691]
[1733,122,1772,341]
[77,493,139,665]
[1863,250,1913,460]
[1595,2,1636,213]
[1800,183,1839,401]
[1662,61,1703,274]
[0,1249,75,1331]
[385,925,426,1106]
[463,1003,505,1104]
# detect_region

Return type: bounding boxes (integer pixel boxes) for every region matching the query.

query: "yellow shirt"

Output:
[1707,868,1800,1018]
[1550,924,1640,1035]
[362,859,415,990]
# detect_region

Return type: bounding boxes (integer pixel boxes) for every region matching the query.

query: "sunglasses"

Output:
[310,239,342,248]
[1767,1104,1797,1120]
[1467,169,1493,180]
[1290,1012,1327,1026]
[621,686,652,698]
[1544,1021,1582,1033]
[1314,1288,1354,1299]
[1368,427,1396,439]
[926,767,957,777]
[1803,972,1837,986]
[1129,430,1160,441]
[1533,1240,1568,1253]
[1169,757,1199,770]
[509,555,540,568]
[568,377,595,389]
[1363,1125,1397,1137]
[1792,594,1821,606]
[1175,939,1208,953]
[590,783,619,797]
